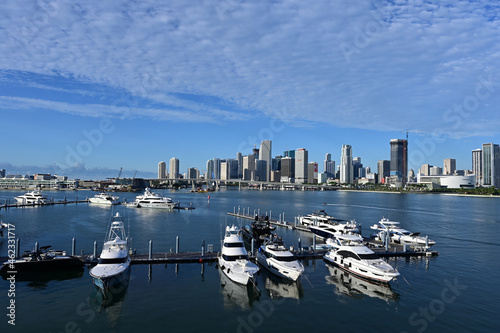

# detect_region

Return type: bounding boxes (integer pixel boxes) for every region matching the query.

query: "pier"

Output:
[0,197,89,209]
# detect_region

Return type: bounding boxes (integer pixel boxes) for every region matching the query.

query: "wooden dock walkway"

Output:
[0,199,89,209]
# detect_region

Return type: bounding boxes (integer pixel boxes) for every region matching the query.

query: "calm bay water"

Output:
[1,189,499,332]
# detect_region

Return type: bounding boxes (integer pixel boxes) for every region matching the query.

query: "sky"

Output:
[1,0,499,179]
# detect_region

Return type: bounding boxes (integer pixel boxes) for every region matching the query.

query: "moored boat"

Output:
[324,234,400,284]
[89,212,131,291]
[370,218,436,248]
[15,190,48,205]
[130,188,177,209]
[218,225,260,285]
[89,192,120,205]
[256,237,304,282]
[0,245,84,272]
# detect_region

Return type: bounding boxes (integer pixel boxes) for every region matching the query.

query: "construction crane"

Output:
[117,167,123,178]
[401,129,424,142]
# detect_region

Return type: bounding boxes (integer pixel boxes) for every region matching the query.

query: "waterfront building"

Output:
[472,149,482,186]
[295,148,308,184]
[225,159,239,179]
[307,162,318,184]
[158,161,166,179]
[255,159,267,181]
[318,172,328,184]
[0,169,5,178]
[169,158,179,180]
[187,167,199,179]
[280,157,295,183]
[213,158,221,180]
[377,160,390,184]
[340,145,353,184]
[272,155,282,172]
[259,140,272,182]
[430,166,442,176]
[270,170,281,182]
[390,139,408,185]
[284,150,295,158]
[444,158,456,175]
[237,152,243,179]
[324,153,335,178]
[206,159,214,180]
[242,155,256,181]
[420,164,432,176]
[482,143,500,188]
[417,174,475,189]
[220,162,229,180]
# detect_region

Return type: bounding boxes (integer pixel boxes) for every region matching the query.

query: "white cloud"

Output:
[0,0,499,137]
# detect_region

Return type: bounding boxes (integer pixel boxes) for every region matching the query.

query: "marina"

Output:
[0,189,497,333]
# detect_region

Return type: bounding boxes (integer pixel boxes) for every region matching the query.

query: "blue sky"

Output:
[1,0,499,179]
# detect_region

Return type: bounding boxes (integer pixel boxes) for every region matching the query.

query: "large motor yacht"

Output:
[324,234,400,284]
[370,218,436,248]
[15,190,48,205]
[89,212,131,291]
[130,188,177,209]
[218,225,260,285]
[89,192,120,205]
[256,237,304,282]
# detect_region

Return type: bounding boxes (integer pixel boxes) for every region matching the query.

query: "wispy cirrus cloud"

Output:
[0,0,498,137]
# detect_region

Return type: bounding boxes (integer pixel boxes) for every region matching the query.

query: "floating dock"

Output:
[0,198,89,209]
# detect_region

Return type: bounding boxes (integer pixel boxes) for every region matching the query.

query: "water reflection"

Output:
[264,274,303,300]
[218,267,260,310]
[0,268,84,289]
[88,268,131,328]
[325,265,399,303]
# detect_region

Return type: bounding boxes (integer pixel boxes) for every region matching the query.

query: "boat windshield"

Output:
[222,254,248,261]
[275,255,296,262]
[358,253,380,260]
[98,257,128,264]
[224,242,245,248]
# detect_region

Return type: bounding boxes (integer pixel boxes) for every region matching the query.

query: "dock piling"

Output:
[176,236,179,254]
[93,241,97,259]
[251,238,254,256]
[201,240,205,256]
[35,242,39,252]
[72,238,76,256]
[149,240,153,260]
[16,238,20,258]
[298,238,302,254]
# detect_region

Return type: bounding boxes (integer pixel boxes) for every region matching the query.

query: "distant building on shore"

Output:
[158,161,166,179]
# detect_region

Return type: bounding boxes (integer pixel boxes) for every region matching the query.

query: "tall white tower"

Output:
[340,145,353,184]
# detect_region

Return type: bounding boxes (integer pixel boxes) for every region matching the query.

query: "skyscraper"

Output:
[444,158,456,175]
[206,159,214,180]
[324,153,335,178]
[169,157,179,179]
[236,152,243,179]
[280,157,295,182]
[482,143,500,188]
[353,157,363,179]
[242,155,256,181]
[472,149,482,186]
[259,140,272,182]
[340,145,353,184]
[390,139,408,185]
[213,157,221,180]
[308,162,318,184]
[158,161,166,179]
[295,148,308,184]
[377,160,390,184]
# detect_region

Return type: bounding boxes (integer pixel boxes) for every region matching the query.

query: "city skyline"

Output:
[1,1,500,178]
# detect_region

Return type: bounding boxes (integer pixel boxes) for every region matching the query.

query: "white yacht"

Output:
[324,234,400,284]
[256,237,304,282]
[89,192,120,205]
[298,210,344,226]
[218,225,260,285]
[130,188,177,209]
[15,190,48,205]
[370,218,436,248]
[90,212,131,291]
[309,222,359,240]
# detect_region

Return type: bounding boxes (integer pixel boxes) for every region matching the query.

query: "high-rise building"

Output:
[280,157,295,182]
[187,167,199,179]
[225,158,239,179]
[307,162,318,184]
[390,139,408,185]
[272,155,282,172]
[169,157,179,179]
[213,157,221,180]
[472,149,482,186]
[220,161,229,180]
[259,140,272,182]
[0,169,6,178]
[340,145,353,184]
[420,164,432,176]
[158,161,166,179]
[377,160,390,184]
[444,158,456,175]
[482,143,500,188]
[324,153,335,178]
[255,159,267,181]
[284,150,295,158]
[430,166,442,176]
[236,152,243,179]
[206,159,214,179]
[295,148,308,184]
[242,155,256,181]
[353,157,363,179]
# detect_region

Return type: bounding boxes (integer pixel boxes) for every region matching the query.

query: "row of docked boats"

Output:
[11,188,178,209]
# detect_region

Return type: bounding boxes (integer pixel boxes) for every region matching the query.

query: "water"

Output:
[1,189,499,332]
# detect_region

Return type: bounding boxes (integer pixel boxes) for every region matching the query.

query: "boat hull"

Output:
[0,256,84,272]
[256,254,303,281]
[91,264,131,291]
